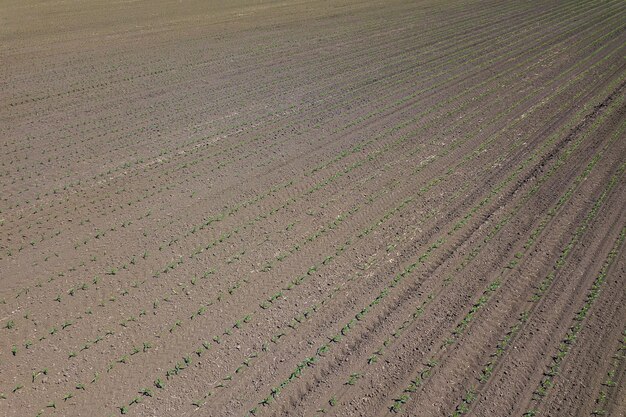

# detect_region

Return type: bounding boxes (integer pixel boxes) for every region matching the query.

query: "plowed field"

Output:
[1,0,625,416]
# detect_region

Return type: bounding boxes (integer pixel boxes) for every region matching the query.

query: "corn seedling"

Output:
[345,373,361,385]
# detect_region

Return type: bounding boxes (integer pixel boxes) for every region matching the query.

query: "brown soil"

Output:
[1,0,625,416]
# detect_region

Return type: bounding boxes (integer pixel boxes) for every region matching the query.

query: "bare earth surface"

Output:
[1,0,625,416]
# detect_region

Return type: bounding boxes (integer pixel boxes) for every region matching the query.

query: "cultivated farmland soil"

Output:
[1,0,626,416]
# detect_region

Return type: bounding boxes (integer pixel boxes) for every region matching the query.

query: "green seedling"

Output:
[169,320,182,333]
[345,373,361,385]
